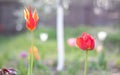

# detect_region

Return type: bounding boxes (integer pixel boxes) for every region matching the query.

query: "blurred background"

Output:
[0,0,120,75]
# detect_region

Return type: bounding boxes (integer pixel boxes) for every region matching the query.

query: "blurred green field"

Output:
[0,25,120,75]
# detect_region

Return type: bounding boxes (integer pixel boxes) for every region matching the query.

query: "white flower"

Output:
[40,33,48,42]
[97,31,107,41]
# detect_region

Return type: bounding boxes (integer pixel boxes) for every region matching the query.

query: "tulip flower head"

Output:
[29,46,40,61]
[76,32,95,51]
[24,7,39,31]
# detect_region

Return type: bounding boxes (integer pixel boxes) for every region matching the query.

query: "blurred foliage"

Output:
[106,33,120,45]
[104,29,120,52]
[0,51,10,67]
[98,51,107,70]
[116,59,120,68]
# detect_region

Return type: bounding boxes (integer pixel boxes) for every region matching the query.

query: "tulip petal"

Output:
[33,8,39,22]
[76,37,81,48]
[24,7,29,21]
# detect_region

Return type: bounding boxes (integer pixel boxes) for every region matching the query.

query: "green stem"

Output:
[28,54,30,75]
[84,51,88,75]
[30,31,34,75]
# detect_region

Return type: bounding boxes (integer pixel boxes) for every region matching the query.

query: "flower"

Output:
[0,68,17,75]
[97,31,107,41]
[20,51,28,59]
[67,38,76,47]
[24,7,39,31]
[29,46,40,61]
[40,33,48,42]
[76,32,95,50]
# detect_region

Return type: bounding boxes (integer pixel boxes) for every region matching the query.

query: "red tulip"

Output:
[24,7,39,31]
[76,32,95,50]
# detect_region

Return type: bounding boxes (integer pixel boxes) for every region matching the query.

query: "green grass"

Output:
[0,25,120,75]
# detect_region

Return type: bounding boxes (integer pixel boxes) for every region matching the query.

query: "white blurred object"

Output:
[95,0,111,10]
[40,33,48,42]
[97,31,107,41]
[63,0,70,9]
[56,0,64,71]
[44,0,56,5]
[94,7,102,15]
[44,6,52,14]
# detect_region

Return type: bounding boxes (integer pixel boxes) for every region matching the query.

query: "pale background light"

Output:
[97,31,107,41]
[40,33,48,42]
